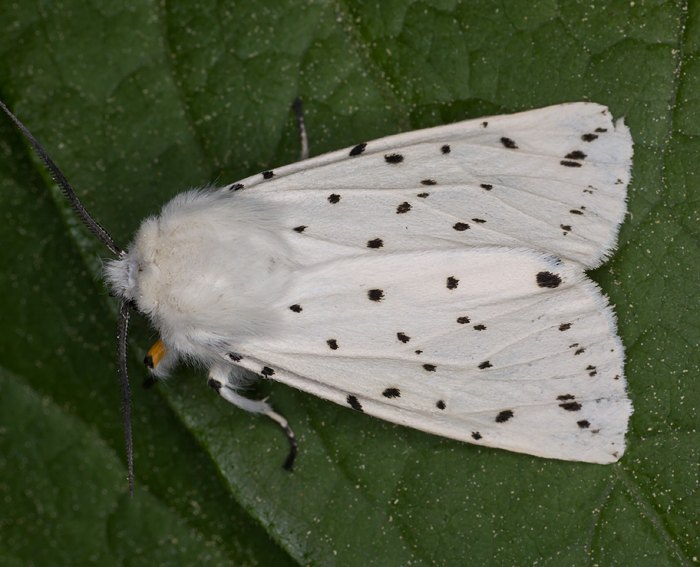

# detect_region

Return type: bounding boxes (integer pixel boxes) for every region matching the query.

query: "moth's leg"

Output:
[208,363,298,470]
[292,97,309,161]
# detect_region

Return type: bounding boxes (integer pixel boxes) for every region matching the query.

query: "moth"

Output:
[2,99,633,493]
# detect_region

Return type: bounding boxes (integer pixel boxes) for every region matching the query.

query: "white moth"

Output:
[3,100,633,491]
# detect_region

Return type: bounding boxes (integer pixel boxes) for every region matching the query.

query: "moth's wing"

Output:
[232,249,631,464]
[231,102,632,269]
[223,103,632,461]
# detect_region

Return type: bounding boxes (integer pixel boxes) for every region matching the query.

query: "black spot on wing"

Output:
[396,202,412,214]
[500,137,518,149]
[456,316,470,324]
[367,238,384,248]
[560,160,582,167]
[559,401,582,411]
[289,304,303,313]
[261,366,275,377]
[471,431,482,440]
[328,193,341,204]
[478,360,492,370]
[453,222,470,231]
[480,184,493,190]
[536,271,562,288]
[382,387,400,398]
[581,133,598,142]
[557,394,575,401]
[446,276,459,289]
[559,323,572,331]
[262,170,274,179]
[565,150,587,160]
[473,324,487,331]
[347,395,363,412]
[229,183,244,191]
[436,400,446,410]
[293,225,307,233]
[417,192,430,198]
[441,144,451,154]
[349,142,367,156]
[587,365,597,377]
[577,420,590,429]
[397,332,411,343]
[595,127,608,133]
[227,352,243,362]
[495,410,513,423]
[421,179,437,185]
[327,339,339,350]
[385,153,404,164]
[471,218,486,224]
[368,289,384,301]
[423,364,436,372]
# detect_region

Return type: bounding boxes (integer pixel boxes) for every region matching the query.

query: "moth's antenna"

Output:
[0,100,123,256]
[2,100,135,494]
[117,300,135,496]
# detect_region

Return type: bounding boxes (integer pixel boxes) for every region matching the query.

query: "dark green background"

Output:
[0,1,697,565]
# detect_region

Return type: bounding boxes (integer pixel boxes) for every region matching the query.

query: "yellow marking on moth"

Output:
[144,339,166,369]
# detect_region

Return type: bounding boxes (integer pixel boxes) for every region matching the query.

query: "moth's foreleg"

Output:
[208,363,298,470]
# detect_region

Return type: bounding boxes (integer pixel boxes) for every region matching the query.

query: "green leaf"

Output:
[1,1,698,565]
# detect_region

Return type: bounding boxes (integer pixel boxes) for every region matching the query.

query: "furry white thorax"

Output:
[105,189,294,369]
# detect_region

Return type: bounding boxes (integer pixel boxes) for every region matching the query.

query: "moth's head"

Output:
[104,253,138,301]
[104,217,160,315]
